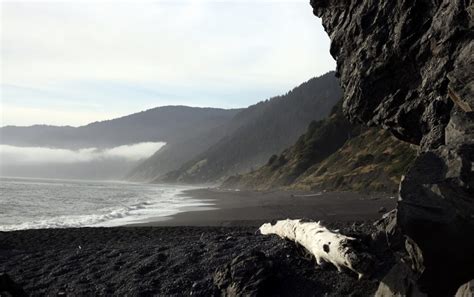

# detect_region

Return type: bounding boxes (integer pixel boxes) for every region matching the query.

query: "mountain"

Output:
[155,72,342,184]
[0,106,241,149]
[223,101,416,193]
[2,73,341,182]
[127,92,293,181]
[0,106,240,180]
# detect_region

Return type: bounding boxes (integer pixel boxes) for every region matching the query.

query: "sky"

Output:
[1,0,335,127]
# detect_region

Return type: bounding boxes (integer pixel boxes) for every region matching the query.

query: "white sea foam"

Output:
[0,177,214,231]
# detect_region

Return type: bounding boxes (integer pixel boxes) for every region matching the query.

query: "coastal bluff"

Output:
[311,0,473,295]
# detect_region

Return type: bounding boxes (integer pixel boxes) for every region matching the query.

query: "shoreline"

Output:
[127,188,397,227]
[0,184,396,231]
[0,188,395,296]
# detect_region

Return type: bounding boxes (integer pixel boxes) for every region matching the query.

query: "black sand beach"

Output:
[134,188,397,227]
[0,189,396,296]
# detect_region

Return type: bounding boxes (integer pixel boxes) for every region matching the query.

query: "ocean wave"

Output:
[0,202,147,231]
[0,190,213,232]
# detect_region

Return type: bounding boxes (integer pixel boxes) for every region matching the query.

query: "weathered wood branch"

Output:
[259,219,373,279]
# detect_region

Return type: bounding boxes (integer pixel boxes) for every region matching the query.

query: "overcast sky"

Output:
[1,0,335,127]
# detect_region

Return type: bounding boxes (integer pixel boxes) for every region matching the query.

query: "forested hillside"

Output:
[157,72,342,183]
[223,101,416,193]
[0,106,240,149]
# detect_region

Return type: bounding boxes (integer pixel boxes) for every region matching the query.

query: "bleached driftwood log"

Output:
[260,219,372,279]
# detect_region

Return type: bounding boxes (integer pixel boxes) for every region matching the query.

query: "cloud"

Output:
[0,142,166,165]
[3,1,332,85]
[1,104,125,127]
[1,0,335,126]
[102,142,166,161]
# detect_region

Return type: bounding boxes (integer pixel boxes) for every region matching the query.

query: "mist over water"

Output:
[0,143,215,231]
[0,142,166,164]
[0,142,166,179]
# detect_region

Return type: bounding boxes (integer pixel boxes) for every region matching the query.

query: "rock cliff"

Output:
[311,0,473,295]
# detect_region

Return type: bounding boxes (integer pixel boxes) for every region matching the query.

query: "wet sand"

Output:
[130,188,396,227]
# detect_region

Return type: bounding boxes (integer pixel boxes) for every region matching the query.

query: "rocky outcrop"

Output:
[311,0,473,295]
[213,251,276,297]
[374,262,427,297]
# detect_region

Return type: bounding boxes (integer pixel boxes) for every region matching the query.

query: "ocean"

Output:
[0,177,213,231]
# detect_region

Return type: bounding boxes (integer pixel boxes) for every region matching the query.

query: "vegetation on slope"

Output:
[223,102,416,193]
[160,72,342,183]
[0,106,240,149]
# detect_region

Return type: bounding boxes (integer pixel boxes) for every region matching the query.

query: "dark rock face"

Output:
[311,0,473,295]
[0,273,27,297]
[311,0,471,149]
[213,251,276,297]
[398,146,474,295]
[374,262,427,297]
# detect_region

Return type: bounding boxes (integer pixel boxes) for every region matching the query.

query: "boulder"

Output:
[374,263,427,297]
[213,251,276,297]
[372,209,404,251]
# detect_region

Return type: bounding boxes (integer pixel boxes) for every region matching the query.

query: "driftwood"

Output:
[259,219,372,279]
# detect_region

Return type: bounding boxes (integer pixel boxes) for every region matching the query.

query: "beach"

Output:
[132,188,396,227]
[0,189,396,296]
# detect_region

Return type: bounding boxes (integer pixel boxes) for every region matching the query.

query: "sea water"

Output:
[0,177,213,231]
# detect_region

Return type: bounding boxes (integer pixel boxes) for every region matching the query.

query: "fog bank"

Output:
[0,142,166,180]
